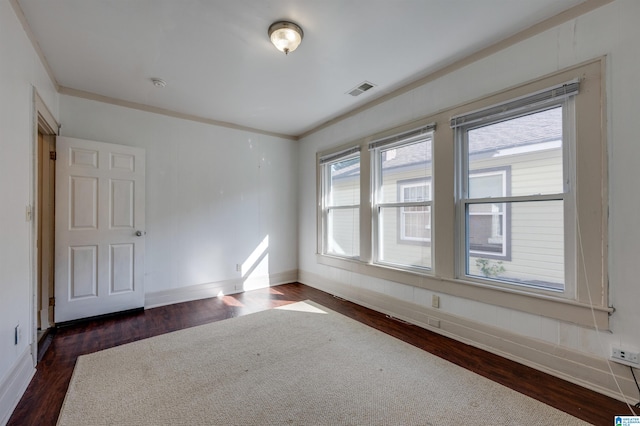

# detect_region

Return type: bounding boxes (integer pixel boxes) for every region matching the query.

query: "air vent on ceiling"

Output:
[347,81,376,97]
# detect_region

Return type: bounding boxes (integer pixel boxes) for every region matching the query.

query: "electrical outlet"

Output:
[236,264,241,272]
[611,347,640,367]
[431,295,440,309]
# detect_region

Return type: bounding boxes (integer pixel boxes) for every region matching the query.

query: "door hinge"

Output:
[49,151,57,161]
[49,297,55,307]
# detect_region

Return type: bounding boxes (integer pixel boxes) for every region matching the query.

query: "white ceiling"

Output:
[17,0,587,138]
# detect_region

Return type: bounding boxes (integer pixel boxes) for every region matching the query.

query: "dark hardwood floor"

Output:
[8,282,635,425]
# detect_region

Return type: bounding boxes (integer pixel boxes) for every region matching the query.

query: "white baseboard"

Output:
[0,347,35,426]
[145,270,298,309]
[299,269,636,404]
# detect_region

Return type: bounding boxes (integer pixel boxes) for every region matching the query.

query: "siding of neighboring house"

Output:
[327,170,360,256]
[328,206,360,256]
[379,164,433,269]
[468,146,564,286]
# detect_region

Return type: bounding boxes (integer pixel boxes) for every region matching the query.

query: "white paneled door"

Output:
[55,137,145,323]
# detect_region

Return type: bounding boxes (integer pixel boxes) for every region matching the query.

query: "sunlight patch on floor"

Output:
[276,301,328,314]
[221,295,244,307]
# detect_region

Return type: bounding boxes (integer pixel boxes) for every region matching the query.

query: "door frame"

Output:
[31,89,58,367]
[36,131,55,331]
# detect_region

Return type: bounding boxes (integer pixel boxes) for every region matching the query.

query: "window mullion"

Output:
[327,204,361,210]
[379,201,431,209]
[370,148,381,264]
[464,193,564,205]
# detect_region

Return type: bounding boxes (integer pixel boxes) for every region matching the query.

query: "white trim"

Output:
[0,347,36,426]
[299,270,635,404]
[59,87,297,141]
[144,270,298,309]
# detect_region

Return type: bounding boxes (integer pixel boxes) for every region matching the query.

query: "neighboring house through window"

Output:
[399,179,432,242]
[371,126,434,270]
[319,147,361,258]
[468,168,510,259]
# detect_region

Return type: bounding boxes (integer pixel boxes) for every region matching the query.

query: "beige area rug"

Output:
[58,301,588,426]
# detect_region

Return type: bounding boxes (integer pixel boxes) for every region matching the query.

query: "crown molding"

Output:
[59,86,298,141]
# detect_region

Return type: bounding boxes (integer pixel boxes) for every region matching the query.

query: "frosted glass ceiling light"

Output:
[268,21,303,55]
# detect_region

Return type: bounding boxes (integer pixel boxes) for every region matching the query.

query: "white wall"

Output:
[59,95,298,300]
[0,1,59,422]
[298,0,640,401]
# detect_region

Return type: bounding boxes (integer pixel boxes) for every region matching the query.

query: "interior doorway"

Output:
[37,130,55,335]
[34,92,58,361]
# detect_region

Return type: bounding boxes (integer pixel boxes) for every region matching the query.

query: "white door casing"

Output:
[55,137,145,323]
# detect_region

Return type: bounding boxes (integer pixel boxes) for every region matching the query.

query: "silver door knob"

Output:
[135,230,143,236]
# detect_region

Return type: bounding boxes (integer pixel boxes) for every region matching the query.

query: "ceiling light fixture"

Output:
[268,21,303,55]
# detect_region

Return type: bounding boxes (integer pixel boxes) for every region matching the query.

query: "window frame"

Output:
[319,147,361,259]
[455,97,575,297]
[371,130,434,272]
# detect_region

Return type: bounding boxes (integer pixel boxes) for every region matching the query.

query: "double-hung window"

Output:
[371,125,434,270]
[319,147,361,258]
[453,82,578,293]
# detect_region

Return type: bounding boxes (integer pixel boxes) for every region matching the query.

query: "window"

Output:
[454,90,574,293]
[319,148,360,258]
[468,169,510,259]
[399,179,431,242]
[371,127,434,270]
